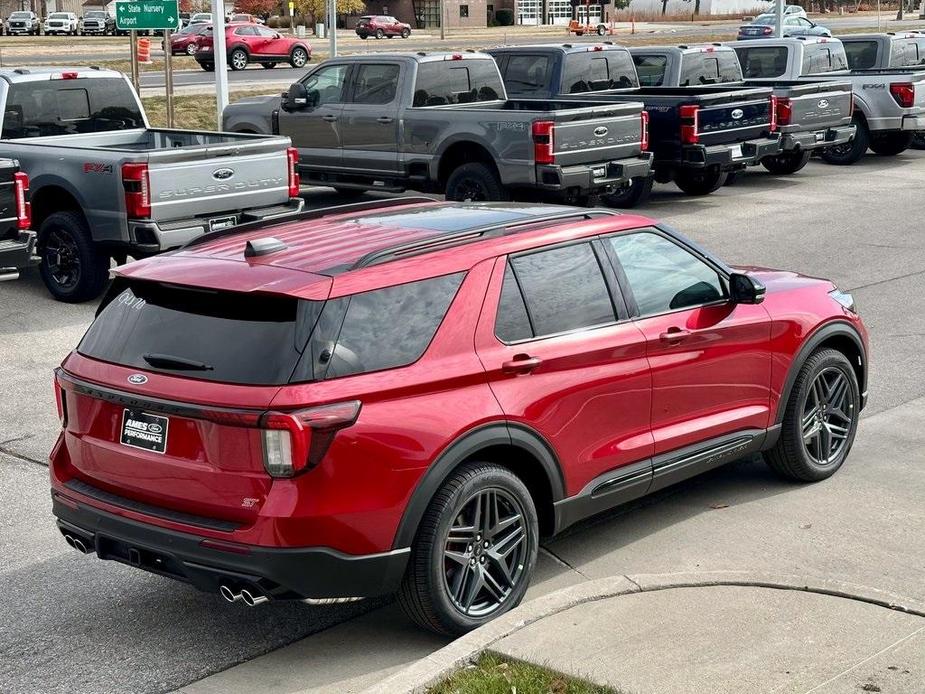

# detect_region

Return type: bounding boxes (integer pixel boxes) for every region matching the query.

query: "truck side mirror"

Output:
[285,82,310,111]
[729,273,766,305]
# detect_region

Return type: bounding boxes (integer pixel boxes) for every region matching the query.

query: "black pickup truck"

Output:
[0,158,36,281]
[489,43,782,197]
[628,44,855,175]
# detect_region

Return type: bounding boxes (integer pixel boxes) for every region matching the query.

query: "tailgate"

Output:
[550,102,645,166]
[777,83,853,131]
[697,96,773,145]
[147,145,291,222]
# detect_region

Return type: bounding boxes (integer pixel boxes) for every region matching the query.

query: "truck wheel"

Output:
[868,131,914,156]
[445,162,508,202]
[602,175,652,209]
[229,48,249,71]
[673,166,727,196]
[911,132,925,150]
[820,116,868,165]
[38,211,110,303]
[763,348,860,482]
[397,462,539,635]
[761,149,811,175]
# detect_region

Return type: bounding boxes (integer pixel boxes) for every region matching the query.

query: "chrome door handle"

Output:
[321,114,338,122]
[377,116,394,124]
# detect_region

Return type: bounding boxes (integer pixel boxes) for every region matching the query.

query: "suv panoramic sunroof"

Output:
[353,203,579,233]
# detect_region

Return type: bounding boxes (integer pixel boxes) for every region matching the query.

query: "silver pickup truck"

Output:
[222,52,653,207]
[0,67,303,302]
[731,37,925,165]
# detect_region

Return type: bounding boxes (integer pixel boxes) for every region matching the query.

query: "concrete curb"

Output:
[361,570,925,694]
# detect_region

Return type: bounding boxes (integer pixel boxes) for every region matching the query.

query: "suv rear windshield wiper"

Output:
[143,353,214,371]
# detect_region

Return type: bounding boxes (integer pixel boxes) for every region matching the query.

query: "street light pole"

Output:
[329,0,337,57]
[439,0,445,39]
[213,0,229,128]
[773,0,783,38]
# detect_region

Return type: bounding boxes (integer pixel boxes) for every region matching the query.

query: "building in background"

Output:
[362,0,488,28]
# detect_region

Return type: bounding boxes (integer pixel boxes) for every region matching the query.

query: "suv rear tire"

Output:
[764,348,860,482]
[761,149,811,175]
[673,166,727,195]
[445,162,508,202]
[398,462,539,635]
[38,211,110,303]
[868,131,914,156]
[820,116,868,165]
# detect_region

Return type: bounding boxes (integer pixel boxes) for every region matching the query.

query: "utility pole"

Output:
[439,0,445,39]
[213,0,229,127]
[773,0,783,38]
[328,0,337,57]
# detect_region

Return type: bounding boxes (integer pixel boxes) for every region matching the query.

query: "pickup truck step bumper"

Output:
[684,136,782,169]
[781,124,856,152]
[537,152,654,194]
[0,231,39,278]
[901,115,925,131]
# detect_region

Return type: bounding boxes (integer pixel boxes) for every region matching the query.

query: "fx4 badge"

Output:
[83,162,113,174]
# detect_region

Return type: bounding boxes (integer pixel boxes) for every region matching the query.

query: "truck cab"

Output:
[839,33,925,70]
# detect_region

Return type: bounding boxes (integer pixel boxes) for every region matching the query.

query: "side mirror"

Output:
[284,82,310,110]
[729,273,766,305]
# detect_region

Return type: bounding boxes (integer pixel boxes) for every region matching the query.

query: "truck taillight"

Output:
[13,171,31,230]
[259,401,361,478]
[640,110,649,151]
[287,147,300,197]
[680,104,699,145]
[769,95,778,132]
[121,162,151,218]
[776,97,793,127]
[532,120,555,164]
[889,83,915,108]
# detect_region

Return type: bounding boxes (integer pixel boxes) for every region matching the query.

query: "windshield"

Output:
[49,13,69,19]
[10,12,30,18]
[85,11,105,17]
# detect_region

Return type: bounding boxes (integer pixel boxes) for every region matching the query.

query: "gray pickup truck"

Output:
[0,67,303,302]
[732,37,925,165]
[222,52,653,207]
[840,32,925,149]
[628,44,855,175]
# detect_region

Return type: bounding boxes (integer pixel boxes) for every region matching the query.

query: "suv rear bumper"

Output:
[682,135,782,169]
[780,124,855,151]
[535,152,654,194]
[52,491,410,602]
[128,196,304,253]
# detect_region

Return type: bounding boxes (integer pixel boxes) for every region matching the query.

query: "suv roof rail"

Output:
[352,209,620,270]
[182,196,439,249]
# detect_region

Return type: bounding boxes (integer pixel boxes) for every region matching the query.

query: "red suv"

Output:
[50,200,867,635]
[194,23,311,71]
[355,15,411,39]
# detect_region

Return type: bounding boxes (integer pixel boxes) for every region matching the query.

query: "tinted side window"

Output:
[502,54,551,96]
[1,78,144,139]
[843,40,878,69]
[509,243,616,337]
[322,273,465,379]
[413,60,503,106]
[680,54,739,85]
[734,46,789,78]
[495,262,533,342]
[633,54,668,86]
[802,45,843,75]
[562,52,635,93]
[303,64,349,105]
[351,64,400,104]
[608,232,725,316]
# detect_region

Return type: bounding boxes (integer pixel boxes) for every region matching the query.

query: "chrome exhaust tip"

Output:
[240,589,268,607]
[63,534,76,549]
[219,584,241,603]
[72,537,88,554]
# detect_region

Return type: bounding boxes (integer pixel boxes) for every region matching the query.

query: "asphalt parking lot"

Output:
[2,151,924,693]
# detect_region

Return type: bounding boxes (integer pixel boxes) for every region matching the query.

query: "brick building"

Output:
[362,0,489,29]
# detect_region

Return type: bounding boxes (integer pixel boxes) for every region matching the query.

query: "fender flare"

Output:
[431,135,498,182]
[391,422,566,549]
[774,320,867,424]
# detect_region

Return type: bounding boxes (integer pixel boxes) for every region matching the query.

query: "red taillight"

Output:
[121,162,150,218]
[890,82,915,108]
[680,104,699,145]
[769,94,778,132]
[532,120,555,164]
[13,171,31,230]
[450,53,463,60]
[762,27,773,35]
[640,110,649,152]
[286,146,300,197]
[259,400,361,477]
[53,373,67,426]
[776,96,793,127]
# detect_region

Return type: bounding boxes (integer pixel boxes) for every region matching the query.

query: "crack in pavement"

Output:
[0,444,47,467]
[539,546,590,580]
[848,267,925,292]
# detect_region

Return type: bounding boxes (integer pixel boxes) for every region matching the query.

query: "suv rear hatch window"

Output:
[79,281,316,385]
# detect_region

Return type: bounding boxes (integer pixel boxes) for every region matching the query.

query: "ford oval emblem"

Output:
[818,99,829,109]
[148,423,163,434]
[212,168,234,181]
[731,108,744,120]
[128,374,148,385]
[593,126,608,137]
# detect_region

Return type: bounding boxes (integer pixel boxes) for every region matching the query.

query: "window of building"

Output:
[459,4,469,17]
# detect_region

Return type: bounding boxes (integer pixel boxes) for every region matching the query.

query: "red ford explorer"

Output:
[50,200,868,634]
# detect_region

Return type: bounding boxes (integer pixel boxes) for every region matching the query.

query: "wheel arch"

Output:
[391,422,566,549]
[436,140,499,188]
[30,182,87,232]
[775,320,867,424]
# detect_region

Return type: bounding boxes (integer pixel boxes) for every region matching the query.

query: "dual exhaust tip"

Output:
[63,533,92,554]
[220,584,268,607]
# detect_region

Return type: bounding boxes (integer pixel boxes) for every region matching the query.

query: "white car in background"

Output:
[44,12,79,35]
[754,4,808,20]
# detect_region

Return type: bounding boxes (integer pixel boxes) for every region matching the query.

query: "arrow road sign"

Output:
[116,1,180,31]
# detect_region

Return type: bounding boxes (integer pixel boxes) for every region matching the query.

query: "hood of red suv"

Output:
[732,265,835,293]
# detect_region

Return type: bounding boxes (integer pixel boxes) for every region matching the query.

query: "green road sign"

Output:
[115,0,179,31]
